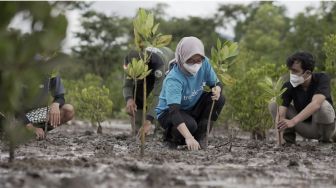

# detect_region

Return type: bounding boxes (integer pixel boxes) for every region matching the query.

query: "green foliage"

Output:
[77,85,113,127]
[133,8,172,51]
[0,1,69,161]
[323,34,336,77]
[63,73,104,118]
[132,8,172,156]
[159,16,221,55]
[106,71,127,119]
[3,121,34,148]
[68,2,336,137]
[71,10,129,78]
[125,58,152,81]
[258,76,287,105]
[227,61,287,132]
[239,3,289,64]
[322,34,336,102]
[210,39,239,86]
[63,73,113,133]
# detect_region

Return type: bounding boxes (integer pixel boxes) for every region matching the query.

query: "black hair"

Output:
[286,51,315,72]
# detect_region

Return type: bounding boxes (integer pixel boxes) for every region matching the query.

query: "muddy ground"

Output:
[1,120,336,188]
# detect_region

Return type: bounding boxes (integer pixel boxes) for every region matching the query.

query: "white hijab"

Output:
[167,36,205,75]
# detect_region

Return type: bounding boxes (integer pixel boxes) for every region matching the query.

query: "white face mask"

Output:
[290,72,311,87]
[183,62,202,75]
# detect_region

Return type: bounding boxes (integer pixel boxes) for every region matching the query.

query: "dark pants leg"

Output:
[190,92,225,140]
[132,78,154,132]
[158,110,198,145]
[134,78,155,109]
[190,92,225,122]
[158,92,225,144]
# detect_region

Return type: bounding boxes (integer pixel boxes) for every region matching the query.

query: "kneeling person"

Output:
[269,51,336,144]
[22,74,74,139]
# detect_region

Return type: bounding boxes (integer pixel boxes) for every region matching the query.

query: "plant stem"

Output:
[8,119,14,163]
[97,121,102,134]
[44,77,50,138]
[276,105,282,146]
[140,77,146,157]
[132,79,137,136]
[206,100,215,148]
[9,138,14,163]
[206,83,217,148]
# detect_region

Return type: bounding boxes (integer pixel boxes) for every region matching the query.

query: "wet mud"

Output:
[1,120,336,188]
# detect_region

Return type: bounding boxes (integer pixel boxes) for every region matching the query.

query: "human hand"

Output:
[211,86,221,101]
[277,119,295,131]
[137,120,152,138]
[126,99,137,116]
[49,103,60,127]
[27,124,45,140]
[185,136,201,151]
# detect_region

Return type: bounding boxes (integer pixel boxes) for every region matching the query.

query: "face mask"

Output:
[290,73,304,87]
[182,62,202,75]
[290,72,311,87]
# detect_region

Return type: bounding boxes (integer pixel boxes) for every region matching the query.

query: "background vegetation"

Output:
[2,1,336,140]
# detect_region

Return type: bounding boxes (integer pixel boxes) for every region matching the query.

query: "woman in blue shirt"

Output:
[155,36,225,150]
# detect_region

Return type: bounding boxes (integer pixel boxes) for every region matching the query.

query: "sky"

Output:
[62,1,320,52]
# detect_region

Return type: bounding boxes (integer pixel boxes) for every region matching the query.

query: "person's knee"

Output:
[61,104,75,122]
[314,101,335,124]
[184,118,198,134]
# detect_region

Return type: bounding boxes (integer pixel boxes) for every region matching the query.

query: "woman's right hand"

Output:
[185,136,200,151]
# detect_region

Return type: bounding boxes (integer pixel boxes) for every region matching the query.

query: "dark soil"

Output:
[1,120,336,188]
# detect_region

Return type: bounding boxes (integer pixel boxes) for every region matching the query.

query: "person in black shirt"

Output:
[269,51,336,144]
[123,47,174,136]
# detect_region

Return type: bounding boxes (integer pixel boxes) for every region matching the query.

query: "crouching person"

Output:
[123,47,174,136]
[20,74,75,139]
[155,36,225,150]
[269,51,336,144]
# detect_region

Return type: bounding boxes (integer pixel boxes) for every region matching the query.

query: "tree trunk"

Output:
[97,122,102,134]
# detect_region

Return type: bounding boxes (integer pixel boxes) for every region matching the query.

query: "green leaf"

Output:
[216,38,221,51]
[152,23,159,35]
[154,35,172,48]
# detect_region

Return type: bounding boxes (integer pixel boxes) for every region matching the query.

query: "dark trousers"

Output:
[134,76,155,109]
[158,92,225,144]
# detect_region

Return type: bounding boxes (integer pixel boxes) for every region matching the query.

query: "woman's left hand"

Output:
[211,86,221,101]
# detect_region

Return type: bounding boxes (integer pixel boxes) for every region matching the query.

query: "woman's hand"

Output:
[185,136,201,151]
[211,86,221,101]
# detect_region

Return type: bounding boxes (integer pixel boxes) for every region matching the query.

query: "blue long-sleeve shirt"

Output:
[155,57,218,118]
